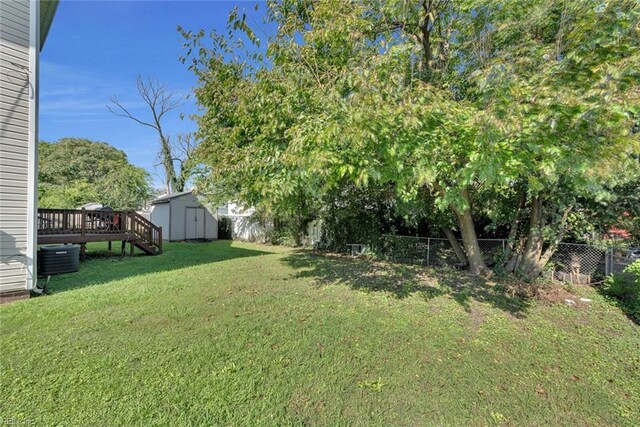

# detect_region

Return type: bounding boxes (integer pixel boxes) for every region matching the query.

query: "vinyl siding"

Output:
[0,0,31,293]
[150,204,171,241]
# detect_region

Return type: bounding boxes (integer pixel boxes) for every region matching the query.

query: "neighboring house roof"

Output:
[40,0,59,49]
[78,202,103,210]
[150,191,194,205]
[77,203,113,211]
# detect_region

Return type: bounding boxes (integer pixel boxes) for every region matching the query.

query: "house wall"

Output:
[227,216,267,242]
[218,202,266,242]
[0,0,36,295]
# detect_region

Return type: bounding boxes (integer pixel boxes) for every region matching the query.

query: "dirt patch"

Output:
[468,306,486,331]
[501,279,588,308]
[537,286,581,307]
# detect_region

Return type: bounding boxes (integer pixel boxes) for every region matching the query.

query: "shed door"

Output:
[186,207,205,239]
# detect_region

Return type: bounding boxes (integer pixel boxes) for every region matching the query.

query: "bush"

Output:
[602,260,640,321]
[315,184,397,252]
[218,216,232,240]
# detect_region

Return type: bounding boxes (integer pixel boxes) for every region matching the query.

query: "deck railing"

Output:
[124,211,163,253]
[38,208,162,253]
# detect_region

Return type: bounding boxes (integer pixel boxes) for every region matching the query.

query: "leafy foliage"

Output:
[39,138,152,210]
[182,0,640,277]
[568,173,640,244]
[218,216,232,240]
[602,260,640,321]
[316,183,398,251]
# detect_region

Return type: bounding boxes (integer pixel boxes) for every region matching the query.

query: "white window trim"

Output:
[26,0,40,290]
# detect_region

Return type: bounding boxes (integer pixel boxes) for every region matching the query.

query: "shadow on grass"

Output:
[282,251,531,318]
[45,240,275,294]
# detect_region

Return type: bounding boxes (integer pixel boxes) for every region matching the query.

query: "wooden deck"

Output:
[37,209,163,256]
[38,233,132,245]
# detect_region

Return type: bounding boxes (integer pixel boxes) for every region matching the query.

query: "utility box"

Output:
[39,245,80,276]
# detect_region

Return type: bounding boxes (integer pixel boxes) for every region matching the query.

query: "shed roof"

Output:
[150,191,194,205]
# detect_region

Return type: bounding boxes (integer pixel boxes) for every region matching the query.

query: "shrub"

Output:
[625,260,640,284]
[218,216,232,240]
[602,260,640,321]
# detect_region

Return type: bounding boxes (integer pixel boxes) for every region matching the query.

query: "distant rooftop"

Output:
[150,191,193,204]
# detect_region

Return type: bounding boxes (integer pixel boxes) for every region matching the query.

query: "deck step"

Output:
[134,240,159,255]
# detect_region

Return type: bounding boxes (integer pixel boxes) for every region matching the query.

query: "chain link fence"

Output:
[548,243,607,284]
[549,243,639,284]
[370,234,638,284]
[376,235,505,268]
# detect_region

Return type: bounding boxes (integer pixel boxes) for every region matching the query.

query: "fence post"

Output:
[605,246,617,276]
[611,247,614,275]
[426,238,430,266]
[609,246,615,276]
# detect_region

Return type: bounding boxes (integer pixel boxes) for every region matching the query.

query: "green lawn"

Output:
[1,241,638,426]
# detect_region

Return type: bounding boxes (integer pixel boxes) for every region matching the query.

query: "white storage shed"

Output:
[150,191,218,241]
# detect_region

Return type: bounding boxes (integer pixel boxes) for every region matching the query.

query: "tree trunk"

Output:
[434,185,489,276]
[504,193,526,273]
[418,0,434,81]
[431,182,489,275]
[522,205,573,279]
[514,195,573,281]
[455,209,490,275]
[516,195,545,279]
[504,192,526,265]
[159,134,181,193]
[443,227,468,267]
[505,232,524,273]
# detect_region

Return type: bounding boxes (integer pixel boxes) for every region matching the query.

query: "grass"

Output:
[1,241,639,426]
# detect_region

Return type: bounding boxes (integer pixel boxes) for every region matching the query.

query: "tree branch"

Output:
[107,96,158,131]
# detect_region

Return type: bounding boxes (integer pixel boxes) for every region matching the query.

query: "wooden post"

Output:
[80,208,86,237]
[130,241,134,258]
[108,241,112,253]
[158,227,163,254]
[80,243,86,261]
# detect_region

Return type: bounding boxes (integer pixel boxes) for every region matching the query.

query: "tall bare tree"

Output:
[108,75,194,194]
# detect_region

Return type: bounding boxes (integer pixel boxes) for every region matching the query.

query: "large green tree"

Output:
[183,0,639,278]
[39,138,152,210]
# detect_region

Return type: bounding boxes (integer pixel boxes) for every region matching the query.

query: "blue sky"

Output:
[40,0,266,188]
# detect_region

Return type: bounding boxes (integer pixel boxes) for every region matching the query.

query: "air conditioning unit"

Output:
[39,245,80,276]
